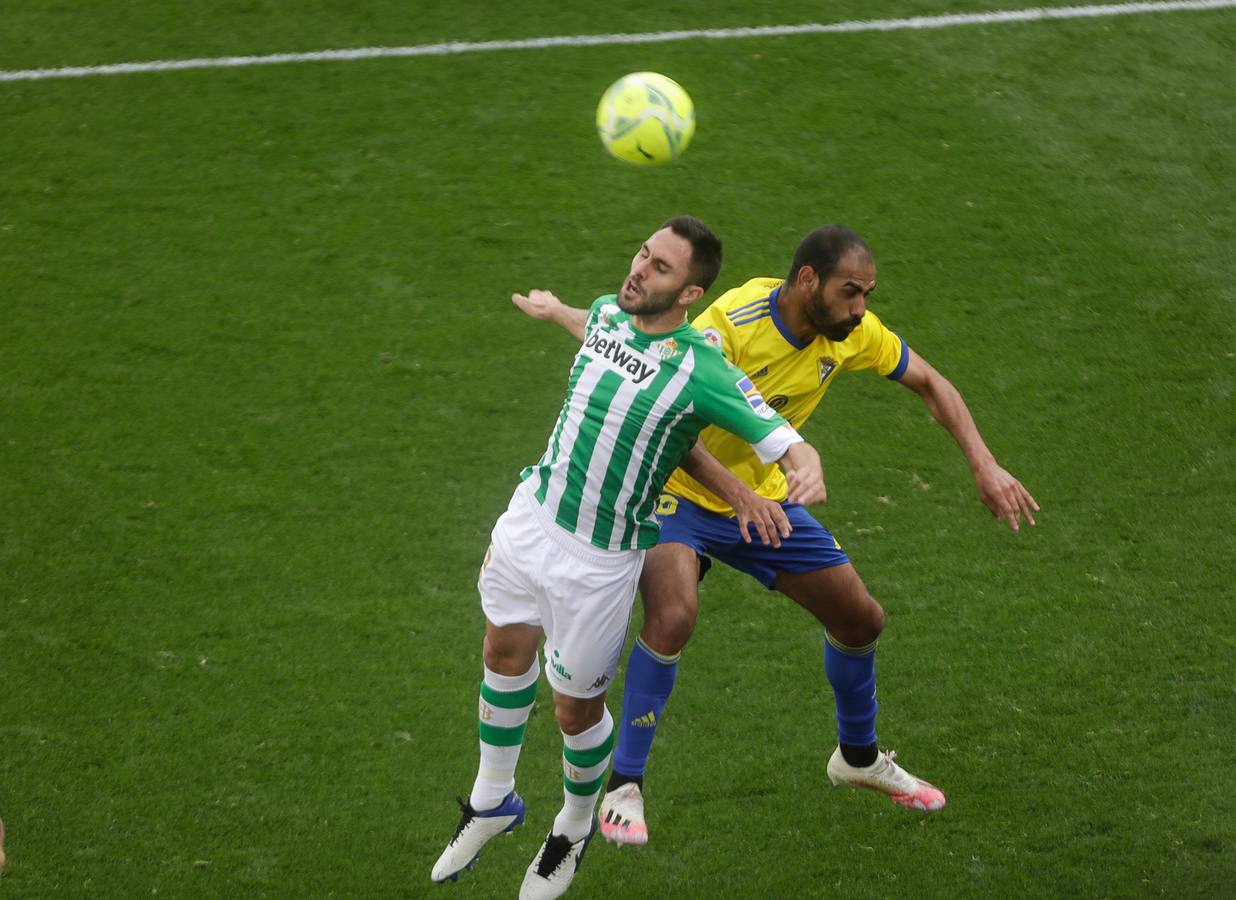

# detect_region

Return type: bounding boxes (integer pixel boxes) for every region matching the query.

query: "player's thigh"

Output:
[538,547,644,700]
[478,489,546,629]
[772,563,884,643]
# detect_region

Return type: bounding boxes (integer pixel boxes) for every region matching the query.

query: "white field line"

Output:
[1,1,1232,83]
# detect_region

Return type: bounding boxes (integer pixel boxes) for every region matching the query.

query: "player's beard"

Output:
[807,286,863,341]
[618,277,687,316]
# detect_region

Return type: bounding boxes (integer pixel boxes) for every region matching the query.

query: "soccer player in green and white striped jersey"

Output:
[431,217,825,900]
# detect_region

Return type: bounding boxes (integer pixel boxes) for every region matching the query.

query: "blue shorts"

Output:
[653,493,849,588]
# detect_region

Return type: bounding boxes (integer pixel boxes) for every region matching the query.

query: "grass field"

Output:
[3,2,1234,897]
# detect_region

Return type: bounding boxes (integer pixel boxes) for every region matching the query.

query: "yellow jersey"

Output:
[664,277,909,514]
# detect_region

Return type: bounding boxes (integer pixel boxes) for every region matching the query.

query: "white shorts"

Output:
[479,480,645,699]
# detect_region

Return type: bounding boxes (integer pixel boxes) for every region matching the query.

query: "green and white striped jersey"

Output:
[521,295,799,551]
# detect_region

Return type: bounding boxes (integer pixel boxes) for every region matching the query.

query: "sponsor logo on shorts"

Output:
[551,649,573,681]
[588,673,609,690]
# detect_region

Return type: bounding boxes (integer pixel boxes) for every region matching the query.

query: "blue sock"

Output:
[824,631,879,748]
[611,637,679,779]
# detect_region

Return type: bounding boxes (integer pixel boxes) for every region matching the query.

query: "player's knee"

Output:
[849,594,884,644]
[482,641,528,676]
[554,699,602,736]
[867,598,885,640]
[643,598,697,655]
[830,594,884,646]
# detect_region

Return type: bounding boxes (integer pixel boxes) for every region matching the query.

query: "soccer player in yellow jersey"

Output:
[593,225,1040,845]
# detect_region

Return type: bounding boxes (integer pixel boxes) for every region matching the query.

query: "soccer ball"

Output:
[595,72,695,165]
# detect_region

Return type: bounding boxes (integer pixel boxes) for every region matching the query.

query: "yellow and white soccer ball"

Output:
[595,72,695,165]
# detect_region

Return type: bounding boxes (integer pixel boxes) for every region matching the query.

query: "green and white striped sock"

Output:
[553,706,615,841]
[470,660,539,811]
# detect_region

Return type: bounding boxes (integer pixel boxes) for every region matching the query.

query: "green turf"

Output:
[2,2,1234,897]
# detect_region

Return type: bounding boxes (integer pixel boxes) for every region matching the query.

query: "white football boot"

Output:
[518,815,598,900]
[827,747,946,812]
[430,791,525,883]
[599,782,649,846]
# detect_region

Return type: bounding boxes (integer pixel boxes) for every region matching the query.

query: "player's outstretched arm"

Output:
[897,352,1039,532]
[778,441,827,506]
[511,289,588,341]
[681,439,791,547]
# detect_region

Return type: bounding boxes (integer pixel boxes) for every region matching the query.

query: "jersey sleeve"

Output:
[691,352,799,463]
[841,310,910,380]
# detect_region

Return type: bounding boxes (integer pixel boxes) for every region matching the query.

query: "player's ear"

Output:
[795,265,819,293]
[678,285,705,306]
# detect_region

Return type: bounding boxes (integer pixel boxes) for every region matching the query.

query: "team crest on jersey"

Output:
[819,356,838,384]
[736,375,778,420]
[651,337,681,360]
[700,327,724,352]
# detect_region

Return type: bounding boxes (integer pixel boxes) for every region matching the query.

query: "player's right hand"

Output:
[782,442,828,505]
[975,462,1039,533]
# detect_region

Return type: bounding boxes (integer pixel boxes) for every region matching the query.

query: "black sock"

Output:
[606,771,644,792]
[840,742,879,768]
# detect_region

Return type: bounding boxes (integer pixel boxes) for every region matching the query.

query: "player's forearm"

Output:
[682,439,753,508]
[556,306,588,341]
[922,379,998,473]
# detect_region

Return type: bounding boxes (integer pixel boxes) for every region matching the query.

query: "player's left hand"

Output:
[975,463,1039,533]
[512,289,564,321]
[730,491,792,547]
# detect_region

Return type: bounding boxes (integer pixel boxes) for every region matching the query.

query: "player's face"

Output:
[805,250,876,342]
[618,227,696,315]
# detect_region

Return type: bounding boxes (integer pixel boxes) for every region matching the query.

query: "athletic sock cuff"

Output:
[824,630,879,656]
[563,706,614,751]
[484,658,540,693]
[635,636,681,665]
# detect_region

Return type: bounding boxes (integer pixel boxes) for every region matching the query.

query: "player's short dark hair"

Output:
[787,225,871,285]
[662,215,723,293]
